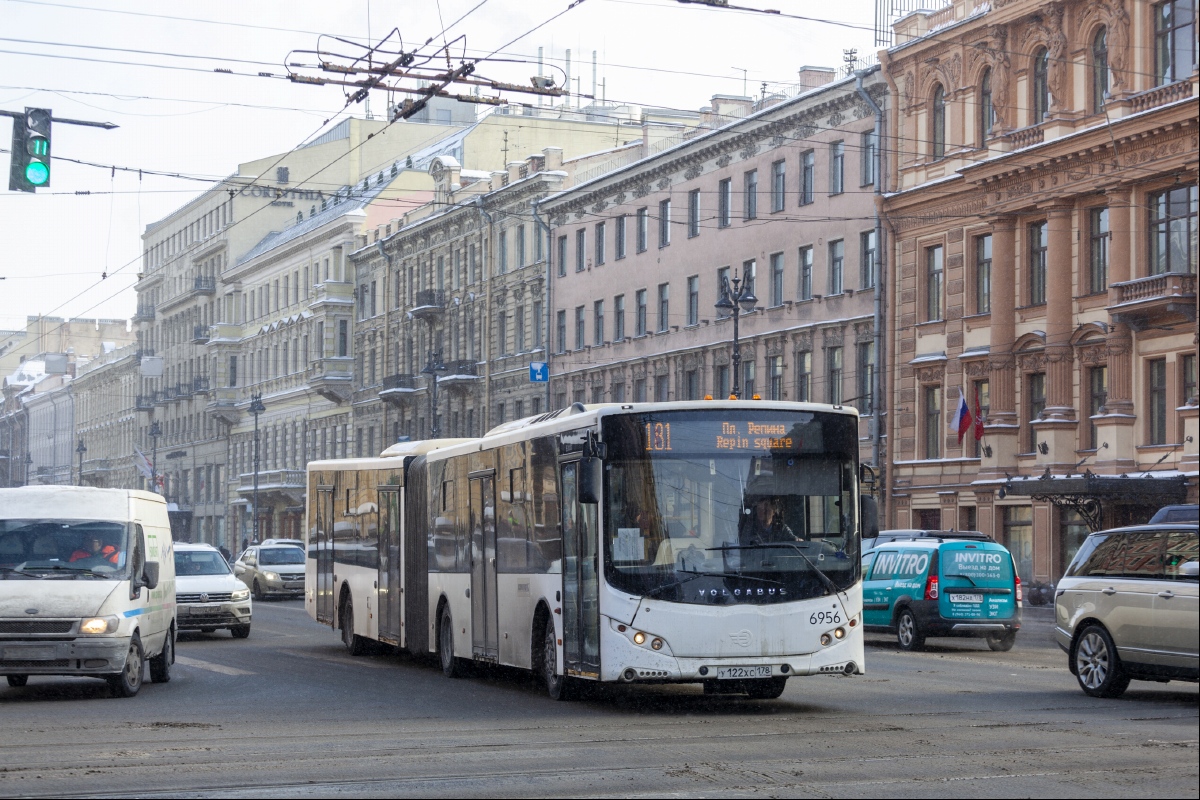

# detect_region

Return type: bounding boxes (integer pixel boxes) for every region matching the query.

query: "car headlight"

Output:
[231,588,250,602]
[263,571,280,581]
[80,616,119,634]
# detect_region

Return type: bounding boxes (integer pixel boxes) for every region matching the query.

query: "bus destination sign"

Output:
[642,418,823,454]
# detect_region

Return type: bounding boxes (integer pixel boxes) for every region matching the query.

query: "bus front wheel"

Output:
[542,622,573,701]
[340,596,368,656]
[438,608,463,679]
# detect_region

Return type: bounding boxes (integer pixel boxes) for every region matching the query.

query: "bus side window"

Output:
[530,437,561,572]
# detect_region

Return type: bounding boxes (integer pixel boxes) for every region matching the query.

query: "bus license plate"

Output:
[716,666,772,680]
[949,593,984,603]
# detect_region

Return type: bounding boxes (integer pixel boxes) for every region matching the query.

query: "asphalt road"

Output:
[0,602,1195,799]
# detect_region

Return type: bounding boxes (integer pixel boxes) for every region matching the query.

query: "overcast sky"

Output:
[0,0,878,330]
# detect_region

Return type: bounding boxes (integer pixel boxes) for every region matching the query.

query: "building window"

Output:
[532,302,542,347]
[517,225,526,267]
[768,356,784,401]
[829,239,844,295]
[337,320,348,357]
[1027,372,1046,452]
[556,310,566,353]
[857,342,875,414]
[1091,27,1109,113]
[1149,358,1168,444]
[860,230,876,289]
[742,259,756,297]
[614,294,625,341]
[718,178,732,226]
[575,229,586,272]
[611,382,625,403]
[590,386,603,405]
[1088,365,1108,450]
[795,351,811,402]
[574,306,585,350]
[1032,48,1050,123]
[1089,208,1110,293]
[1149,185,1198,275]
[637,207,649,252]
[595,221,606,265]
[923,385,941,459]
[686,275,699,325]
[658,199,671,248]
[971,379,990,458]
[229,355,238,387]
[860,130,876,186]
[688,189,700,237]
[655,374,670,402]
[557,235,567,277]
[769,252,784,307]
[1155,0,1197,85]
[1004,506,1034,582]
[634,378,647,402]
[716,364,730,400]
[615,214,627,259]
[657,283,669,332]
[498,312,508,355]
[931,84,946,159]
[635,289,647,336]
[800,151,815,205]
[771,159,786,211]
[744,169,758,220]
[829,141,844,195]
[926,244,944,321]
[685,370,700,401]
[1029,221,1048,305]
[743,360,756,398]
[979,68,994,143]
[974,234,992,314]
[594,300,605,346]
[499,230,508,274]
[827,347,843,405]
[799,245,813,300]
[716,265,730,304]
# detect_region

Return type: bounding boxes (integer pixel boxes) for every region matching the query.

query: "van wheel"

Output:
[231,624,251,639]
[542,620,572,701]
[340,597,368,656]
[1074,625,1130,698]
[7,675,28,687]
[107,635,144,698]
[149,626,174,683]
[986,631,1017,652]
[896,609,925,651]
[745,677,787,699]
[438,608,463,679]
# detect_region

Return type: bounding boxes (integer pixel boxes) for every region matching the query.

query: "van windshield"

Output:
[0,519,130,579]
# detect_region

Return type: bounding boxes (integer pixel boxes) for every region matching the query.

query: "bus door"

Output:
[377,487,401,644]
[560,461,601,677]
[315,487,335,625]
[469,472,499,661]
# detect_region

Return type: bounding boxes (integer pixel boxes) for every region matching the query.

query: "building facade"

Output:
[881,0,1198,586]
[541,71,889,479]
[74,344,141,491]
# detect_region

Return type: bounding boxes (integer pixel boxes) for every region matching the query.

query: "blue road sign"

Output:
[529,362,549,383]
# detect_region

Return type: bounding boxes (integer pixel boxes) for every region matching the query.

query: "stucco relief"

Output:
[795,124,817,140]
[1107,0,1131,91]
[915,364,944,384]
[656,177,671,190]
[963,358,990,378]
[683,164,703,180]
[739,143,760,160]
[591,200,608,214]
[633,183,652,198]
[715,154,732,168]
[793,331,813,351]
[990,26,1012,131]
[827,112,844,128]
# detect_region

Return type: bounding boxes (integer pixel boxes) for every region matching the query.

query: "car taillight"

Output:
[1015,574,1023,603]
[924,574,939,600]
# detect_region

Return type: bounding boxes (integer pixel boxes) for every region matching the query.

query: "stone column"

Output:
[1035,204,1079,469]
[1096,186,1137,472]
[982,216,1019,478]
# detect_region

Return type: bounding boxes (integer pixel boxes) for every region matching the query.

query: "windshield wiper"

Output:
[0,566,44,579]
[709,543,846,601]
[643,569,784,600]
[24,564,112,579]
[943,572,977,587]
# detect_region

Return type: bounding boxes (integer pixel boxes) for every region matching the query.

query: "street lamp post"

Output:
[75,437,86,486]
[422,351,446,438]
[23,453,31,486]
[249,393,266,543]
[148,420,162,493]
[714,266,759,399]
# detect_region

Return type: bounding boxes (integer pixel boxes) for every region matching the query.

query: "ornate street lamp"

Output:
[148,420,162,493]
[75,437,87,486]
[249,393,266,543]
[23,453,32,486]
[421,350,446,438]
[714,266,758,399]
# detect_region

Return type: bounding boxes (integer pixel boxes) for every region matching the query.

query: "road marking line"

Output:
[174,655,254,676]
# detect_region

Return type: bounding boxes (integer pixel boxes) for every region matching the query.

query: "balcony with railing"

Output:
[410,289,446,322]
[193,275,217,295]
[192,375,211,395]
[192,324,211,344]
[1108,272,1197,331]
[307,357,354,404]
[132,302,155,323]
[310,281,354,311]
[205,386,240,425]
[438,359,480,391]
[379,374,421,407]
[175,381,192,400]
[135,394,155,412]
[1127,79,1196,115]
[236,469,306,504]
[153,389,170,406]
[1004,123,1045,150]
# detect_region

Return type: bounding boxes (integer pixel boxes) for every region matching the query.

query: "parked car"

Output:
[1148,505,1199,524]
[260,538,305,549]
[1055,522,1198,698]
[174,543,251,638]
[233,545,305,600]
[862,538,1022,651]
[862,529,991,553]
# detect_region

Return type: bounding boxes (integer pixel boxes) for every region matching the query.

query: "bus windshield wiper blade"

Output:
[709,543,844,600]
[944,573,977,587]
[677,569,784,586]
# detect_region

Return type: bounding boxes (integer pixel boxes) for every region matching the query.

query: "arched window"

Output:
[1092,27,1109,112]
[979,68,994,143]
[931,84,946,159]
[1032,48,1050,122]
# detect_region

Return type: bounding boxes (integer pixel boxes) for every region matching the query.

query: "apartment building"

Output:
[881,0,1198,585]
[74,344,141,492]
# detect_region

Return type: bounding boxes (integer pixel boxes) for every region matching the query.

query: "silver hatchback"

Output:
[1055,524,1198,697]
[233,545,306,600]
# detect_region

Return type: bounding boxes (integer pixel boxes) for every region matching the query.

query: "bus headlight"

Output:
[834,627,845,640]
[633,631,646,645]
[820,633,832,647]
[651,638,663,650]
[80,616,119,634]
[231,588,250,602]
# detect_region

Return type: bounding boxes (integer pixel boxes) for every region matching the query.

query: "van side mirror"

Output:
[859,495,879,542]
[578,457,603,505]
[140,561,160,591]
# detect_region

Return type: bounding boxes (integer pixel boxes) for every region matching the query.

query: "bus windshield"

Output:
[602,409,860,605]
[0,519,131,579]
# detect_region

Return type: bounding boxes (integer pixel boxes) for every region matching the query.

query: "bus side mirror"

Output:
[578,458,602,505]
[859,495,879,541]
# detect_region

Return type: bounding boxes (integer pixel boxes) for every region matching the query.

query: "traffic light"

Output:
[8,107,51,192]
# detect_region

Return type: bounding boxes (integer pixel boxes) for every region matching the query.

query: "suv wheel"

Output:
[896,608,925,651]
[1074,624,1130,698]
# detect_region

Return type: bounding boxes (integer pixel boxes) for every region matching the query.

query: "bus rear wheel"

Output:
[438,608,463,679]
[542,621,572,701]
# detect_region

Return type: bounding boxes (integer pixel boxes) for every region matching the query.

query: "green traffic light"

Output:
[25,160,49,186]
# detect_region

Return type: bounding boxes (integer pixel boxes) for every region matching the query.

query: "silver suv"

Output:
[1055,524,1198,698]
[233,545,306,600]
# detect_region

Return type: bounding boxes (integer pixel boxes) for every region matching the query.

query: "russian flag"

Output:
[949,388,972,445]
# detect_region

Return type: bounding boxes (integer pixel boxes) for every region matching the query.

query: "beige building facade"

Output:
[74,344,141,491]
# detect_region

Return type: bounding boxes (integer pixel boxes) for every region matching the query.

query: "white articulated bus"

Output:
[306,401,876,699]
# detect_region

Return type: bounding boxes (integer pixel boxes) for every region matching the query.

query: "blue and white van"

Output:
[862,538,1022,651]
